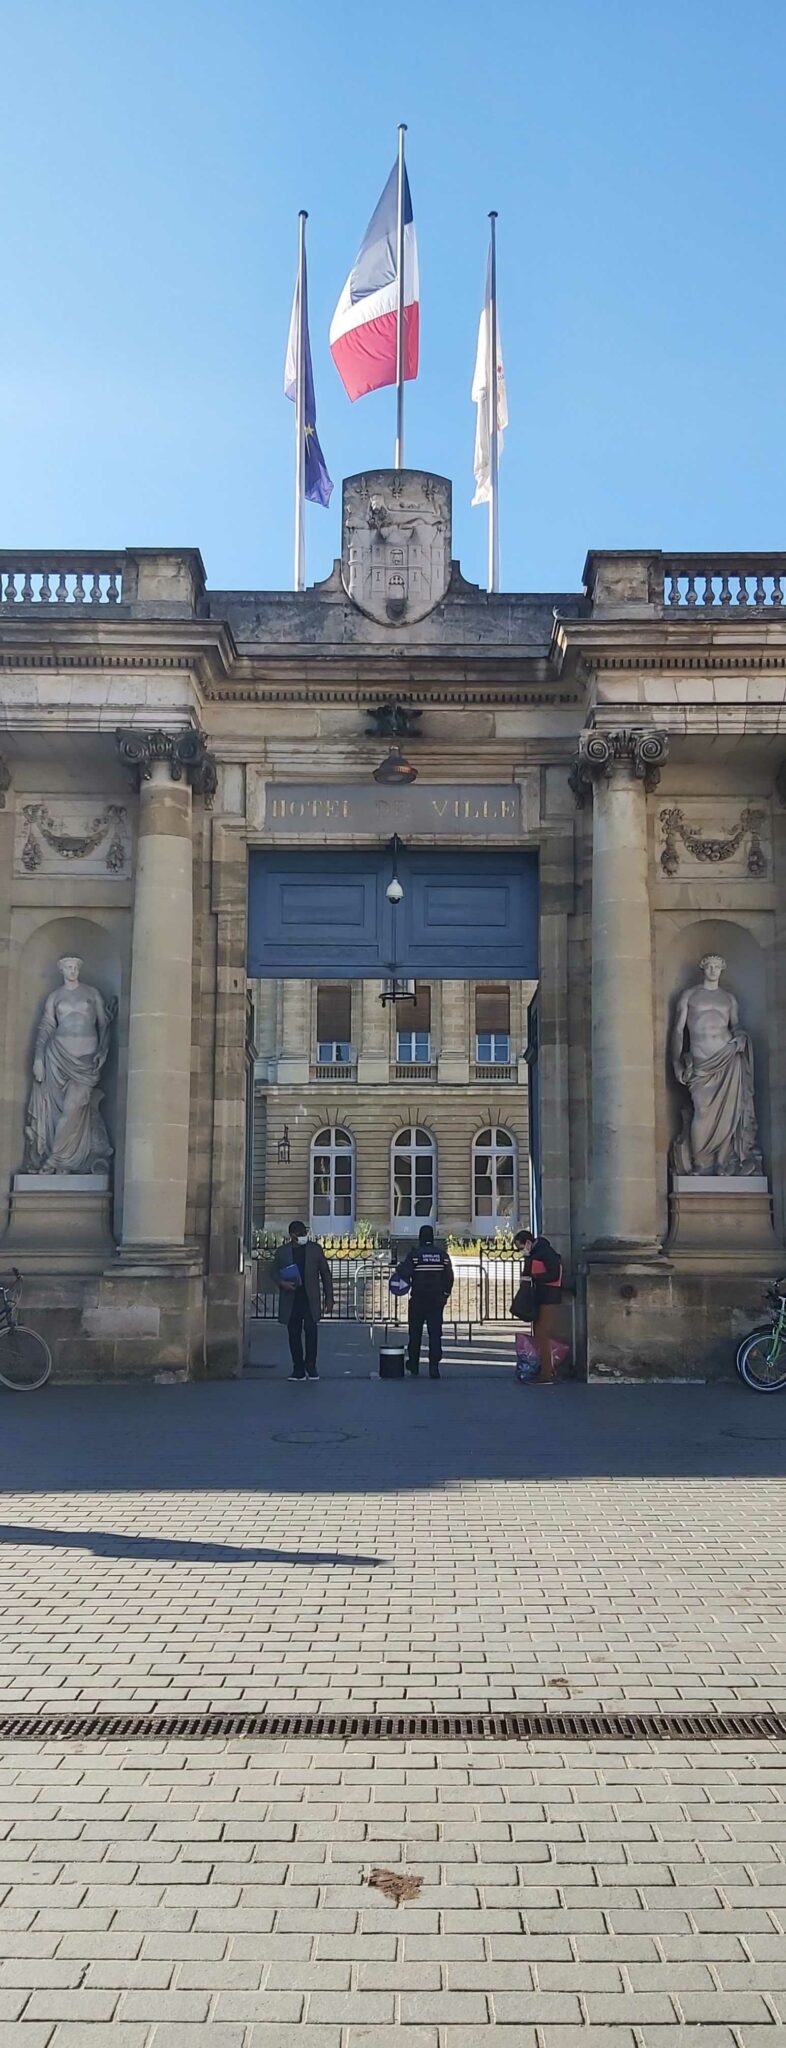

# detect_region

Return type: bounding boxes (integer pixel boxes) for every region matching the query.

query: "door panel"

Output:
[248,848,538,979]
[248,854,388,977]
[400,854,538,977]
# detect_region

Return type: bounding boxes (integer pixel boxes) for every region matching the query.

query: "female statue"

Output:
[25,956,114,1175]
[670,953,761,1176]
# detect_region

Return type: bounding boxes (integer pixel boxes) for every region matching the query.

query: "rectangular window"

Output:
[475,985,511,1064]
[397,985,431,1064]
[316,984,352,1063]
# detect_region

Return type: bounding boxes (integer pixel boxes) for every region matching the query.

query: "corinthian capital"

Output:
[116,726,217,808]
[569,727,668,807]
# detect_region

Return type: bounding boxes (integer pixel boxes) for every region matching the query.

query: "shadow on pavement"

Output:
[0,1522,381,1567]
[0,1356,784,1491]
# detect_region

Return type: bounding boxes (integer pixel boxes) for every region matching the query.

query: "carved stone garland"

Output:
[659,806,767,878]
[569,728,668,806]
[20,802,128,874]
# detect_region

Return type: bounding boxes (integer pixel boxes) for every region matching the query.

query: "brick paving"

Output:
[0,1365,784,2036]
[0,1739,782,2044]
[0,1372,781,1715]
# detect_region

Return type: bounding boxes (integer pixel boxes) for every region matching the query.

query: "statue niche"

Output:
[670,953,762,1178]
[24,956,115,1176]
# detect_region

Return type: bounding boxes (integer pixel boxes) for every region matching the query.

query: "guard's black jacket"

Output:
[395,1240,455,1302]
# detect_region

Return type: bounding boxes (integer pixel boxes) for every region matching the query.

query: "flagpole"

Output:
[394,123,407,470]
[488,210,500,593]
[293,209,307,592]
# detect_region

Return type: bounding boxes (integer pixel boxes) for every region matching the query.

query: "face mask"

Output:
[296,1235,308,1246]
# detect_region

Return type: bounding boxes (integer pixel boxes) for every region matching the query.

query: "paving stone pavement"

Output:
[0,1737,782,2045]
[0,1365,785,2037]
[0,1372,782,1715]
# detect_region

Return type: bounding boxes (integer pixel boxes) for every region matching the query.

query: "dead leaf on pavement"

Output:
[366,1866,423,1904]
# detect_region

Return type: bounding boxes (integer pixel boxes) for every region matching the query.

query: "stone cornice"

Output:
[553,612,786,678]
[0,618,581,708]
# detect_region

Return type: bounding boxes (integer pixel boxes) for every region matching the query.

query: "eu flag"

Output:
[284,248,333,509]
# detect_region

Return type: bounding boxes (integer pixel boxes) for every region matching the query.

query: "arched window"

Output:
[391,1126,436,1234]
[310,1127,355,1234]
[472,1127,517,1237]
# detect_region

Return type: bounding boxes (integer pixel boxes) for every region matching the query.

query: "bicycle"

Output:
[736,1279,786,1393]
[0,1270,52,1391]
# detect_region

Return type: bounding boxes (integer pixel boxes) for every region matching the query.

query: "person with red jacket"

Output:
[513,1229,563,1381]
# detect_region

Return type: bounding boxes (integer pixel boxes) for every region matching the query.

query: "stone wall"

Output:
[259,1082,531,1243]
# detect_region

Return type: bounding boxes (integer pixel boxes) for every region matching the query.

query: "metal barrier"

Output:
[251,1246,521,1335]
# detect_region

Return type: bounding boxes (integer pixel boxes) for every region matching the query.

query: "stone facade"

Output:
[0,514,784,1380]
[251,976,532,1243]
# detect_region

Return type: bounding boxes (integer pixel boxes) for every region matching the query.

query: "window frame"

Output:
[391,1125,437,1236]
[315,983,352,1054]
[396,1027,433,1065]
[472,1125,518,1238]
[310,1125,355,1235]
[475,1030,512,1065]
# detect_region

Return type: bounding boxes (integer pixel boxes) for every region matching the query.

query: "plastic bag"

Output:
[515,1332,571,1380]
[515,1333,541,1381]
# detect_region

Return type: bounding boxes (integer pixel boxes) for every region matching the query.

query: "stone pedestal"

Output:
[3,1173,114,1273]
[668,1175,779,1267]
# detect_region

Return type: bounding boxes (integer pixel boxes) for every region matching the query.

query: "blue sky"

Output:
[2,0,785,597]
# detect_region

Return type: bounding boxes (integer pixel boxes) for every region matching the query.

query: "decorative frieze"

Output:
[569,727,668,806]
[659,804,767,879]
[116,727,217,805]
[15,800,131,878]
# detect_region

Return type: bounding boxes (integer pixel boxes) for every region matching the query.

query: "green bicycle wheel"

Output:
[736,1327,786,1393]
[0,1325,52,1391]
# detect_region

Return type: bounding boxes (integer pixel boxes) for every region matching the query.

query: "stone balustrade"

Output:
[0,552,124,606]
[660,554,786,609]
[0,548,205,616]
[583,548,786,613]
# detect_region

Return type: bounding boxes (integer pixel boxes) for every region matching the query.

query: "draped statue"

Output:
[670,954,762,1177]
[24,956,114,1175]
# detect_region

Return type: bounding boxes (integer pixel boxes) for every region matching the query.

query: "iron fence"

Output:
[251,1246,523,1334]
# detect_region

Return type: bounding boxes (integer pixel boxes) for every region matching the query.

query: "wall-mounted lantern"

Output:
[277,1124,291,1165]
[373,746,418,786]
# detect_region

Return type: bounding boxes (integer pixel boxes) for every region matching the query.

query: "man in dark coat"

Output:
[513,1229,563,1381]
[273,1221,334,1380]
[394,1224,455,1380]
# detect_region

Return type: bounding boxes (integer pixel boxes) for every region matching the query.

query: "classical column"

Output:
[571,728,667,1256]
[116,728,215,1254]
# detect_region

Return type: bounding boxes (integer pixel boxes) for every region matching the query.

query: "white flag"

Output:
[472,251,508,506]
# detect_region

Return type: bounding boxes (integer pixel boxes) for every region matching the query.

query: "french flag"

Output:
[330,161,419,401]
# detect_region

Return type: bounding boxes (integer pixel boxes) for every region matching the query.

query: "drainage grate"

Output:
[0,1707,784,1744]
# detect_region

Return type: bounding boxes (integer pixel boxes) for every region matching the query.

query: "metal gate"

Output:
[250,1245,520,1335]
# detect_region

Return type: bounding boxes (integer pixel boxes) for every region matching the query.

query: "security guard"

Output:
[394,1224,455,1379]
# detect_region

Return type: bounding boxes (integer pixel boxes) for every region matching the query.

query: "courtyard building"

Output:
[0,465,783,1379]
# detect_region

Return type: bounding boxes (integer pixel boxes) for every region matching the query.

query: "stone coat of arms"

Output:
[342,469,451,627]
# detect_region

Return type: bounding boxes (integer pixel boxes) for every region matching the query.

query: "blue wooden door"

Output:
[247,849,538,980]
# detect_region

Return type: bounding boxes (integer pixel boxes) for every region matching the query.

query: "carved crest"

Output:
[342,470,451,627]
